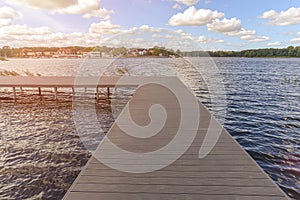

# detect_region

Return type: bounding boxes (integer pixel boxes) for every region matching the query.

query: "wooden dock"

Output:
[63,77,290,200]
[0,76,139,101]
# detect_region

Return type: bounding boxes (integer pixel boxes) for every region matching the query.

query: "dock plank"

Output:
[66,192,288,200]
[63,77,289,200]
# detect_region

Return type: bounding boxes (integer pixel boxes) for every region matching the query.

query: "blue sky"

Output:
[0,0,300,50]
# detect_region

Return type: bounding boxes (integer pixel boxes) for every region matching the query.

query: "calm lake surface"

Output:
[0,58,299,199]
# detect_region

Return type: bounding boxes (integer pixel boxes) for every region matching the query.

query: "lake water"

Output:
[0,58,299,199]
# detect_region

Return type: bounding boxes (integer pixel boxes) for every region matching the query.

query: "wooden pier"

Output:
[61,77,290,200]
[0,76,139,101]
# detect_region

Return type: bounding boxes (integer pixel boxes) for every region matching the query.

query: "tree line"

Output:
[2,45,300,58]
[182,46,300,58]
[0,46,180,58]
[0,46,95,58]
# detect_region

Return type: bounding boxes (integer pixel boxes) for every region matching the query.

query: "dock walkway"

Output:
[63,77,289,200]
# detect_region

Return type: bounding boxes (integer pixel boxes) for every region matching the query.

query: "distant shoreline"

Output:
[0,56,300,59]
[2,45,300,59]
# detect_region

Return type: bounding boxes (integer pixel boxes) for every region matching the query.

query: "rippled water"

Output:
[212,58,300,199]
[0,58,299,199]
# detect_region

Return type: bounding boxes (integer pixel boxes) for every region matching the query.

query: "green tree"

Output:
[1,46,12,57]
[296,46,300,57]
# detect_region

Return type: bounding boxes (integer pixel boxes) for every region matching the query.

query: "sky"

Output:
[0,0,300,50]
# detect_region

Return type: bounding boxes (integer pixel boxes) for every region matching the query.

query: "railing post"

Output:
[12,87,16,102]
[72,87,75,96]
[54,87,58,101]
[96,86,99,100]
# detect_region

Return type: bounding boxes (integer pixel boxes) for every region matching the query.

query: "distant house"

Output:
[127,49,139,57]
[58,48,72,55]
[127,49,148,57]
[43,51,54,57]
[22,49,35,57]
[88,51,101,58]
[27,52,35,57]
[138,49,148,56]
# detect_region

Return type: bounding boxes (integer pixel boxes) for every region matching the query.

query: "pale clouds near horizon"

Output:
[0,0,300,50]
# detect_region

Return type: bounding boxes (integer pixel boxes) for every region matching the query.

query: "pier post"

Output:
[96,87,99,100]
[107,87,110,98]
[72,87,75,96]
[12,87,16,102]
[38,87,42,96]
[54,87,58,101]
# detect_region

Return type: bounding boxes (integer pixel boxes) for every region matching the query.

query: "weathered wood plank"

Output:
[71,184,285,196]
[85,164,262,172]
[81,169,269,179]
[76,176,274,186]
[66,192,288,200]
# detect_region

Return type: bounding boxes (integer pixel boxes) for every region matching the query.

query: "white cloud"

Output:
[82,8,113,19]
[259,10,276,19]
[112,25,165,36]
[0,24,51,35]
[4,0,77,9]
[207,17,269,42]
[138,25,163,33]
[259,7,300,26]
[229,28,256,36]
[53,0,114,20]
[0,19,12,27]
[240,35,269,42]
[4,0,114,20]
[0,6,23,19]
[172,3,182,10]
[0,24,63,47]
[168,6,224,26]
[162,29,223,44]
[207,18,256,37]
[175,0,199,6]
[291,38,300,43]
[170,8,268,43]
[267,41,281,46]
[207,18,241,33]
[197,36,224,44]
[197,36,207,43]
[89,20,121,34]
[208,38,224,44]
[249,36,270,42]
[0,22,225,50]
[0,6,23,27]
[132,27,223,48]
[0,23,105,47]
